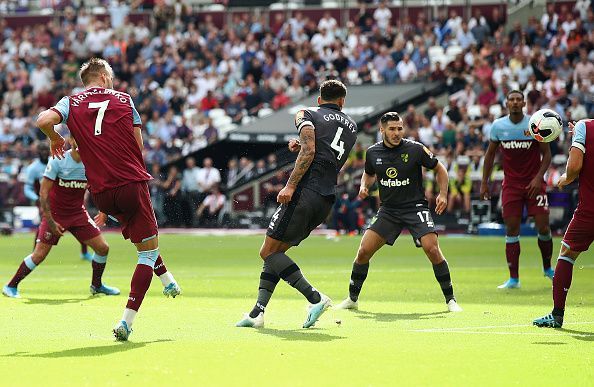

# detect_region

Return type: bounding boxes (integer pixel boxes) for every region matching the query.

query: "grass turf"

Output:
[0,233,593,386]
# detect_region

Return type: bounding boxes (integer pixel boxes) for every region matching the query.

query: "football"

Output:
[528,108,563,142]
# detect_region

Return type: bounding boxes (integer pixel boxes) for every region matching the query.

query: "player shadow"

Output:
[351,310,448,322]
[3,339,173,358]
[23,295,100,305]
[257,328,345,342]
[531,342,567,345]
[559,328,594,342]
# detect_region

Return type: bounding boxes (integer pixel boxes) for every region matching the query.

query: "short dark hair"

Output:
[79,58,113,86]
[506,90,524,100]
[320,80,347,101]
[380,112,402,125]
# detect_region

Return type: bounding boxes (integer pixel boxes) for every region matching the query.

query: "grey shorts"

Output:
[266,187,334,246]
[368,205,436,247]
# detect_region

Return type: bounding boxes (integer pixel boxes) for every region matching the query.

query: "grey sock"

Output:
[433,260,455,303]
[249,261,280,318]
[267,252,321,304]
[349,262,369,302]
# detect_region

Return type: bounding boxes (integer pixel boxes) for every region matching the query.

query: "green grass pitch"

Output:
[0,233,592,386]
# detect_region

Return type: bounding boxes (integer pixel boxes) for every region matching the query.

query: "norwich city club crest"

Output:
[401,153,409,163]
[386,167,398,178]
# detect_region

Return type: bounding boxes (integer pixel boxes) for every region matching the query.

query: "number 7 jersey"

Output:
[51,87,152,194]
[294,103,357,196]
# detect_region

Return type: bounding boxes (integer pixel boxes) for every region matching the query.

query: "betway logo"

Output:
[58,178,87,189]
[380,178,410,187]
[501,140,532,150]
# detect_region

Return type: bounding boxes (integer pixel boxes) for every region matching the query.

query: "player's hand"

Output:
[567,121,575,136]
[49,133,66,159]
[435,193,447,215]
[479,182,490,200]
[94,212,107,227]
[557,173,569,189]
[48,218,64,236]
[358,186,369,199]
[277,185,295,204]
[288,138,301,153]
[525,177,542,198]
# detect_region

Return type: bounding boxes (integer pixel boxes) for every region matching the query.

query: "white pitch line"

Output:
[411,330,591,337]
[411,321,594,332]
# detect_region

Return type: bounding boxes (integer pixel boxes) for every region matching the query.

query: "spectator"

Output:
[149,163,166,225]
[382,59,399,84]
[163,165,182,227]
[448,167,471,215]
[373,2,392,32]
[181,157,201,227]
[262,171,284,211]
[197,157,222,202]
[196,185,226,227]
[396,54,417,82]
[226,158,240,188]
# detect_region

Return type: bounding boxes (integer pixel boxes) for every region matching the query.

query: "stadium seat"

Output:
[552,154,567,165]
[445,45,463,58]
[184,108,198,121]
[258,108,274,118]
[468,105,482,119]
[241,116,254,125]
[208,108,226,120]
[489,104,502,118]
[428,46,445,60]
[213,115,233,127]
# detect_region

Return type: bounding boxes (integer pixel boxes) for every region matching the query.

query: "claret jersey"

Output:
[43,150,87,217]
[51,87,152,194]
[490,115,542,186]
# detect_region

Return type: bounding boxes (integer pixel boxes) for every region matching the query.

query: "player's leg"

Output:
[534,245,580,328]
[153,253,180,297]
[82,234,119,295]
[237,236,291,328]
[336,229,386,310]
[419,233,462,312]
[113,236,159,340]
[534,212,594,327]
[3,242,52,298]
[534,213,554,279]
[499,215,522,288]
[80,243,92,261]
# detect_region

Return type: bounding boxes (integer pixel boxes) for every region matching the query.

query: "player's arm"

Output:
[526,142,552,198]
[39,177,64,236]
[559,121,586,188]
[480,141,499,199]
[433,161,449,215]
[134,126,144,151]
[278,125,315,204]
[36,109,66,159]
[23,166,39,202]
[358,171,376,199]
[131,98,144,151]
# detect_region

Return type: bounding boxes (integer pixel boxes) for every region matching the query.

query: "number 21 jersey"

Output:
[51,87,152,194]
[294,103,357,196]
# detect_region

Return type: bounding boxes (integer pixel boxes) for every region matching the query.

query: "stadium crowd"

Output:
[0,1,593,227]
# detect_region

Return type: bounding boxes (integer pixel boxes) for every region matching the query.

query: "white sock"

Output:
[121,308,137,327]
[159,272,175,287]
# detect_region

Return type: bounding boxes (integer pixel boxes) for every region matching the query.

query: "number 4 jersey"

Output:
[51,87,152,194]
[294,103,357,196]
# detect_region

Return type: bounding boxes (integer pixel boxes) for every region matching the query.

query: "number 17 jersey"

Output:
[294,103,357,196]
[51,87,152,194]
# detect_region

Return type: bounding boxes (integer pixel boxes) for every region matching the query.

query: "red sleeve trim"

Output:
[50,108,63,122]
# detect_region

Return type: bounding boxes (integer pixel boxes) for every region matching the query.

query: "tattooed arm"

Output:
[39,177,65,236]
[277,126,316,204]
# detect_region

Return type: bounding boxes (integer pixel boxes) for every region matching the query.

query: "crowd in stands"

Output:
[0,1,593,227]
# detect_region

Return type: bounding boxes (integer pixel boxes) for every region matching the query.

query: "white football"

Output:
[528,108,563,143]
